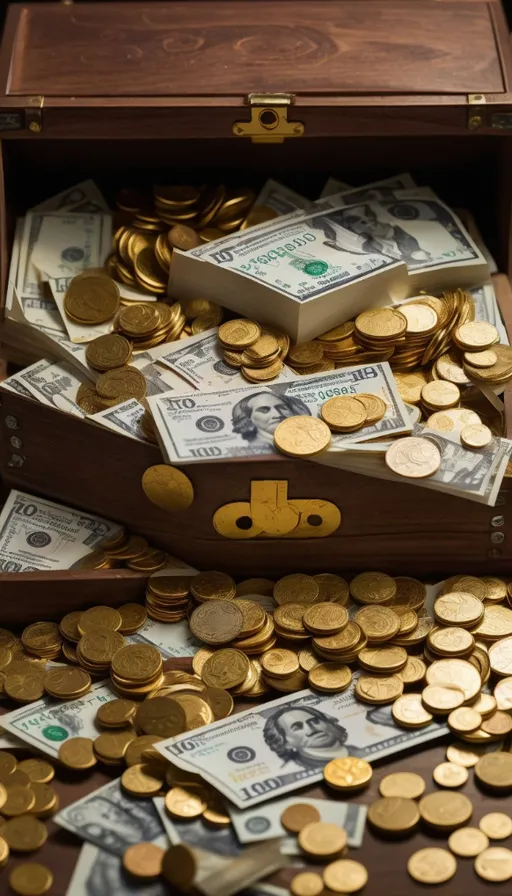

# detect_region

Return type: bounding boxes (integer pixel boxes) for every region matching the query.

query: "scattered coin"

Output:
[433,762,469,788]
[479,813,512,840]
[9,862,53,896]
[298,821,347,858]
[123,842,165,879]
[323,757,372,791]
[448,826,489,858]
[474,846,512,882]
[448,706,482,734]
[368,797,420,836]
[378,772,425,800]
[419,791,473,830]
[280,803,321,833]
[290,871,324,896]
[322,858,368,893]
[475,752,512,790]
[407,847,457,884]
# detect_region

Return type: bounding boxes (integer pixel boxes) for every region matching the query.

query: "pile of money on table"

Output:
[2,173,511,505]
[1,489,512,892]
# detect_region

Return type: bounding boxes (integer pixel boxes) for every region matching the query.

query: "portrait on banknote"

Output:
[231,391,310,445]
[263,705,362,769]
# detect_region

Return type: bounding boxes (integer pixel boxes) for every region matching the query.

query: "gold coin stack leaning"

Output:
[218,319,290,382]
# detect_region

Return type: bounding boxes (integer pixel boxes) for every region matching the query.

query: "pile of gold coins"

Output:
[217,318,290,382]
[109,184,262,295]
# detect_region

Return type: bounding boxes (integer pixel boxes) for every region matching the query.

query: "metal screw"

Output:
[491,515,505,528]
[4,416,19,430]
[7,454,25,468]
[491,532,505,544]
[468,115,482,130]
[9,436,22,450]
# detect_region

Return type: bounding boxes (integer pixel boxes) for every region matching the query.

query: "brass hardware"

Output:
[0,96,44,133]
[467,94,485,131]
[213,479,341,539]
[233,94,304,143]
[26,96,44,134]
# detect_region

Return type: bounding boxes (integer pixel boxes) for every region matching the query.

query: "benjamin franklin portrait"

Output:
[232,391,310,445]
[263,705,362,769]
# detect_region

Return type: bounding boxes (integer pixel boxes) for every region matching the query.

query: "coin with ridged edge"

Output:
[201,649,250,689]
[189,601,244,645]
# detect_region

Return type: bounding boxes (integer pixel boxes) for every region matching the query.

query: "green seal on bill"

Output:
[304,261,328,276]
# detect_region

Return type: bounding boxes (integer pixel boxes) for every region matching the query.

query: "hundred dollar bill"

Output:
[156,685,447,809]
[17,211,111,301]
[314,423,512,506]
[0,680,115,755]
[0,490,121,573]
[319,173,415,202]
[31,179,110,214]
[9,358,87,418]
[314,190,488,292]
[67,843,168,896]
[56,777,167,855]
[131,354,191,396]
[170,211,408,343]
[0,371,33,399]
[148,363,411,463]
[159,329,295,392]
[154,799,289,896]
[229,795,366,851]
[253,180,314,216]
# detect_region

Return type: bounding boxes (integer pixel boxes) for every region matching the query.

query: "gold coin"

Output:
[111,644,162,682]
[235,600,267,637]
[203,793,231,826]
[434,591,483,627]
[475,847,512,882]
[421,684,465,714]
[134,696,186,738]
[355,674,403,705]
[385,436,441,478]
[471,693,497,719]
[368,796,420,835]
[320,396,367,432]
[448,706,482,734]
[353,606,400,641]
[356,308,407,339]
[393,606,418,635]
[192,647,215,677]
[298,649,320,673]
[274,574,320,606]
[43,666,92,699]
[94,730,136,764]
[28,782,57,817]
[16,760,54,785]
[391,577,426,610]
[189,600,243,644]
[428,626,474,657]
[190,571,236,602]
[201,649,250,689]
[125,736,163,767]
[313,621,362,655]
[350,571,396,605]
[464,349,498,368]
[170,693,213,730]
[308,663,352,693]
[5,672,45,703]
[3,787,35,817]
[97,698,137,728]
[392,693,433,728]
[78,606,122,634]
[303,603,348,635]
[396,656,427,686]
[280,803,321,833]
[358,645,408,673]
[479,812,512,840]
[427,407,480,433]
[455,320,499,350]
[218,319,261,349]
[322,859,368,893]
[165,785,207,818]
[0,835,7,867]
[426,658,481,702]
[481,576,507,602]
[356,393,387,425]
[118,603,147,634]
[379,772,425,800]
[419,791,473,830]
[0,754,19,780]
[481,711,512,737]
[161,843,197,891]
[123,842,165,879]
[489,636,512,675]
[274,416,331,458]
[261,649,299,678]
[407,848,457,884]
[448,826,489,858]
[324,757,372,792]
[440,575,487,600]
[290,871,324,896]
[141,464,194,512]
[433,762,469,788]
[9,862,53,896]
[86,333,132,371]
[298,821,347,858]
[287,341,324,366]
[446,742,487,768]
[58,737,97,770]
[236,578,275,597]
[121,762,164,797]
[494,678,512,711]
[314,573,350,605]
[64,274,119,324]
[78,630,125,668]
[475,751,512,789]
[421,379,460,409]
[460,423,493,450]
[3,815,48,851]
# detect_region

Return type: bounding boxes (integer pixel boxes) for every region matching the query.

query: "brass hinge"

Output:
[233,93,304,143]
[467,93,486,131]
[0,96,43,134]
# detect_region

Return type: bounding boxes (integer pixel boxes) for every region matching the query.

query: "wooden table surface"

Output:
[1,661,510,896]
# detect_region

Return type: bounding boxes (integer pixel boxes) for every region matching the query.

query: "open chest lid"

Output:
[0,0,512,139]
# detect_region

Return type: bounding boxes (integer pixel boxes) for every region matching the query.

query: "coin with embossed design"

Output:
[303,603,348,635]
[189,601,244,645]
[274,416,331,458]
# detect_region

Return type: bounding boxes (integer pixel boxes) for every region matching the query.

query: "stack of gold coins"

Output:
[116,302,186,349]
[200,647,266,698]
[145,575,192,622]
[63,270,120,327]
[43,666,92,701]
[320,394,386,433]
[21,623,62,661]
[76,366,147,414]
[421,379,460,414]
[286,341,332,375]
[110,644,164,698]
[354,308,407,357]
[315,322,358,365]
[260,647,308,692]
[76,630,126,676]
[391,300,441,371]
[463,343,512,387]
[217,319,289,381]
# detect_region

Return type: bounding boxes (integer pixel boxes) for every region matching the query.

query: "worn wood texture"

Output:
[0,659,510,896]
[2,2,505,97]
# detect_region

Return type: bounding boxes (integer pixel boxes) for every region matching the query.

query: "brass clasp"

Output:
[233,93,304,143]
